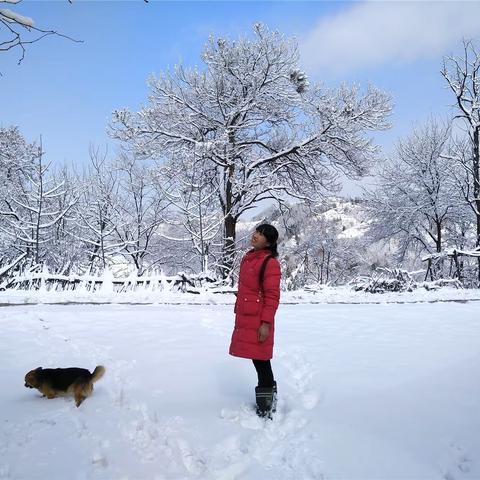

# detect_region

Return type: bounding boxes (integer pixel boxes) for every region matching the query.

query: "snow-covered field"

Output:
[1,300,479,480]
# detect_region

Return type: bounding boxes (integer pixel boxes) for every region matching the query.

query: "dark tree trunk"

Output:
[474,128,480,284]
[220,157,237,282]
[222,213,237,283]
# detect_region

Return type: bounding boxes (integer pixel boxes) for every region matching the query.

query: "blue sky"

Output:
[1,1,480,193]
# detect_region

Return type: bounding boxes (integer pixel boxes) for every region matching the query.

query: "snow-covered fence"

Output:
[422,248,480,287]
[0,265,234,294]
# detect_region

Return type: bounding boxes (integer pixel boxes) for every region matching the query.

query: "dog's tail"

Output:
[91,365,106,383]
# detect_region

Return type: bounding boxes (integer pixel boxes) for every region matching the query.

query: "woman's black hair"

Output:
[256,223,279,258]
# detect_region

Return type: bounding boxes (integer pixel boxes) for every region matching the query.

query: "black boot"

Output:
[272,381,277,413]
[255,381,277,418]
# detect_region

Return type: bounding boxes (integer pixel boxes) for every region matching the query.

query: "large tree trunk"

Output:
[222,213,237,283]
[220,155,238,282]
[473,128,480,284]
[435,218,442,279]
[435,219,442,254]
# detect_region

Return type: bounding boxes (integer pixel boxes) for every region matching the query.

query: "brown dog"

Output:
[24,366,105,407]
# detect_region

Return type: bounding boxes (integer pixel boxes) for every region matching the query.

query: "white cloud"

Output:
[300,1,480,75]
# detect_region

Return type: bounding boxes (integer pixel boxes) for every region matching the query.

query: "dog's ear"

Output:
[36,367,43,371]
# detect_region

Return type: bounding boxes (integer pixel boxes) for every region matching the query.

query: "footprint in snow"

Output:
[220,404,265,430]
[443,443,473,480]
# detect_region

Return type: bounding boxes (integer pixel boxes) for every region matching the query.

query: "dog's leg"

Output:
[73,382,91,407]
[74,386,86,407]
[41,385,57,399]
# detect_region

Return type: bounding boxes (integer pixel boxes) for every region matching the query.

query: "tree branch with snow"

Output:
[0,0,82,73]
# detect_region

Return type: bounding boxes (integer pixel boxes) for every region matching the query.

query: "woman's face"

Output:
[251,230,269,250]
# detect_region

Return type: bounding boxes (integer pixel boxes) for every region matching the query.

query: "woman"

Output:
[229,223,281,417]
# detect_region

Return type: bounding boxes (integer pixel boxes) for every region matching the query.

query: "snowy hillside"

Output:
[245,198,386,287]
[249,197,368,241]
[319,199,367,239]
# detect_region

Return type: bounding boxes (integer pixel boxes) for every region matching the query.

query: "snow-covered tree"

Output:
[70,146,125,271]
[153,147,223,274]
[46,165,83,273]
[0,138,77,265]
[110,23,392,279]
[0,124,34,194]
[113,152,167,275]
[366,120,461,274]
[442,40,480,282]
[0,126,35,265]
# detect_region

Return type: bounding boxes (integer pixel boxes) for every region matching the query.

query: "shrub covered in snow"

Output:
[352,268,417,293]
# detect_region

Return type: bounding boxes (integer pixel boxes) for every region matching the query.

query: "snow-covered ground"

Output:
[1,301,479,480]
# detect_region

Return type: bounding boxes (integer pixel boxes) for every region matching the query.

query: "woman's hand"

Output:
[257,322,270,343]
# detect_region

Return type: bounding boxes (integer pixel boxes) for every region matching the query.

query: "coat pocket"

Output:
[242,298,261,316]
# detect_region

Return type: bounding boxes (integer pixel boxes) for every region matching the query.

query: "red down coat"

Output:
[229,248,281,360]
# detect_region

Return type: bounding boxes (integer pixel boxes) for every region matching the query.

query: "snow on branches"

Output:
[110,23,392,277]
[0,0,80,70]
